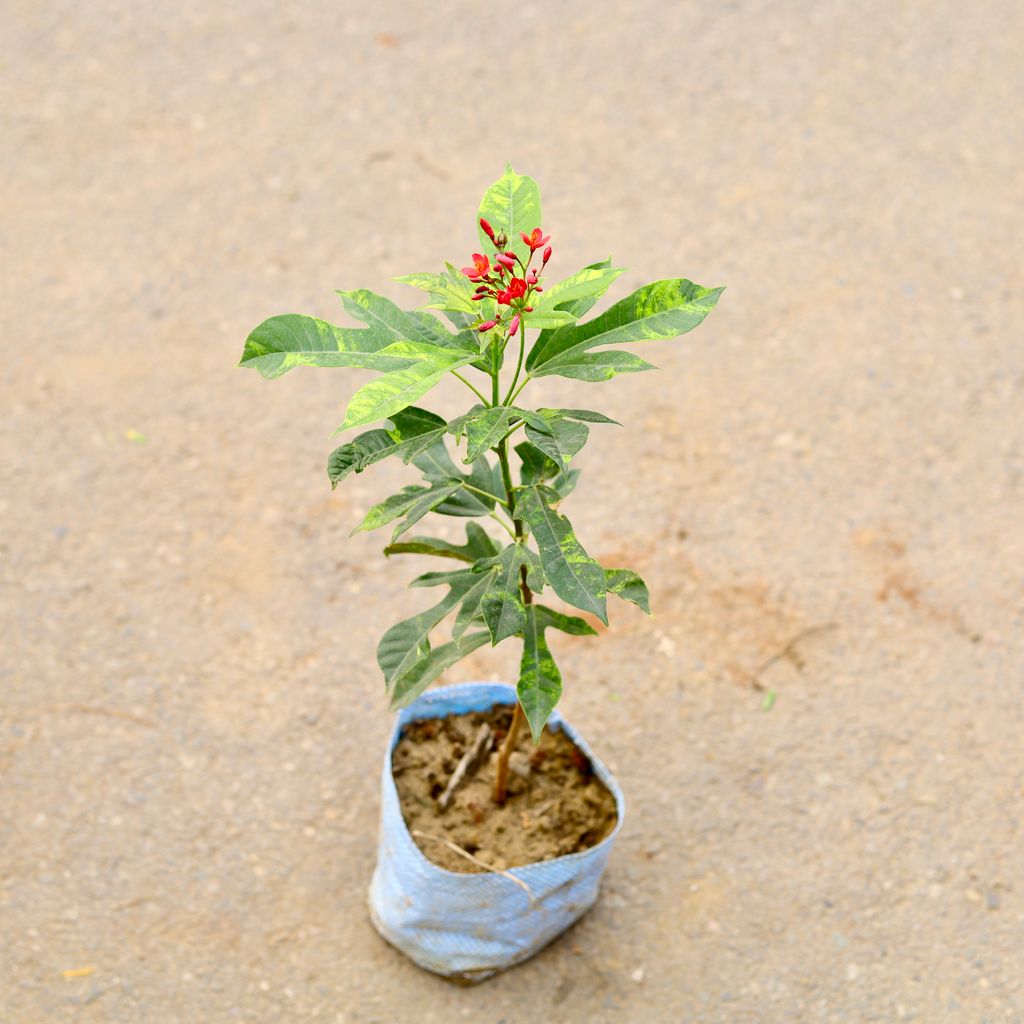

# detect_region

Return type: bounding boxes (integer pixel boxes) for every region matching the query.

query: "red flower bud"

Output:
[479,217,496,242]
[542,245,552,265]
[461,253,490,281]
[524,306,533,312]
[495,253,517,270]
[508,314,521,337]
[526,269,539,285]
[478,319,497,332]
[471,293,486,301]
[534,286,543,293]
[521,228,551,252]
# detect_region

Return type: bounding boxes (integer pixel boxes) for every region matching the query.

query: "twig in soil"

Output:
[39,704,157,728]
[438,723,493,811]
[756,623,838,676]
[411,830,536,902]
[531,799,558,822]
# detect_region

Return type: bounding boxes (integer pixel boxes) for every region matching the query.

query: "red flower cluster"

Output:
[460,218,553,335]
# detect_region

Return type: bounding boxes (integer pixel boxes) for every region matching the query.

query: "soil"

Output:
[392,707,618,872]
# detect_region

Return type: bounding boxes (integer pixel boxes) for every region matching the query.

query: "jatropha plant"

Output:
[239,167,722,805]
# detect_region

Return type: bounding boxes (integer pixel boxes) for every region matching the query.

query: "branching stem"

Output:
[452,371,490,406]
[491,346,536,805]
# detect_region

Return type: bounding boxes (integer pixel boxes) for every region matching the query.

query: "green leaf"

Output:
[414,442,503,517]
[530,349,657,382]
[514,486,607,623]
[395,266,479,315]
[451,571,496,643]
[327,407,447,488]
[377,571,481,685]
[514,442,578,500]
[388,632,490,709]
[527,279,723,376]
[526,258,621,378]
[521,309,577,330]
[390,482,464,541]
[552,468,581,499]
[338,289,455,347]
[477,165,543,264]
[384,522,500,563]
[534,604,598,636]
[239,315,417,380]
[605,568,651,614]
[529,265,625,317]
[523,412,590,473]
[354,481,459,536]
[412,438,464,481]
[517,606,562,741]
[516,441,560,485]
[448,405,550,463]
[540,408,620,425]
[448,404,518,463]
[338,348,477,430]
[478,543,530,645]
[548,258,618,320]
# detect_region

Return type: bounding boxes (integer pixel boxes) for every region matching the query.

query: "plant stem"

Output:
[460,482,510,508]
[502,327,528,405]
[488,509,517,537]
[508,373,531,406]
[491,427,535,806]
[451,371,490,406]
[492,701,526,806]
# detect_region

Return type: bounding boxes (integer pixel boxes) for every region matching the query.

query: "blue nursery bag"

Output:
[367,681,626,982]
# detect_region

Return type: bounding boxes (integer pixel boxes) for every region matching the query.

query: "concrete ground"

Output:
[2,1,1022,1020]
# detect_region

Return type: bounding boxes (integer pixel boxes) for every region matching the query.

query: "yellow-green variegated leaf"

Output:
[239,315,417,379]
[527,278,723,378]
[448,405,549,464]
[605,568,651,614]
[523,412,589,473]
[395,266,479,315]
[327,407,447,488]
[531,349,657,382]
[521,309,577,330]
[383,523,500,563]
[514,486,607,623]
[477,165,543,264]
[529,264,625,318]
[377,571,482,686]
[413,442,504,518]
[533,604,598,636]
[451,570,496,643]
[539,408,620,425]
[338,348,478,431]
[478,543,530,645]
[353,480,459,537]
[337,289,459,348]
[516,604,599,740]
[517,606,562,741]
[388,632,490,709]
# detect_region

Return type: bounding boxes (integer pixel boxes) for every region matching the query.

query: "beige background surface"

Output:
[2,1,1022,1020]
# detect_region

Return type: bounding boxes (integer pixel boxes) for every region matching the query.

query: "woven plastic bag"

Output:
[368,681,625,982]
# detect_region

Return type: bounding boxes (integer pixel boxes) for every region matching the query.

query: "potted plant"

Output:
[238,166,722,981]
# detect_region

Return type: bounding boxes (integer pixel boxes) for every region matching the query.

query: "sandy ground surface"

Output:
[3,1,1023,1020]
